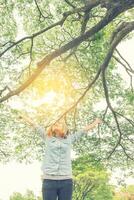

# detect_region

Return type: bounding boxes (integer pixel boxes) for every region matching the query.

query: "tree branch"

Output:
[0,2,134,105]
[101,21,134,159]
[113,55,134,91]
[34,0,49,20]
[0,8,122,103]
[115,48,134,72]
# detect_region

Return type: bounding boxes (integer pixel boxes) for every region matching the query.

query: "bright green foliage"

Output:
[10,190,41,200]
[72,155,113,200]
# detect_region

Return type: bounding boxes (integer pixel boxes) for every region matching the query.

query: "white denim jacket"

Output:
[36,126,86,176]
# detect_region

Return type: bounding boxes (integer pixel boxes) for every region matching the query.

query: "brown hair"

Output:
[47,120,68,138]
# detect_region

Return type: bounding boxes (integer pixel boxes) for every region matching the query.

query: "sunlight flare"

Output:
[32,91,57,107]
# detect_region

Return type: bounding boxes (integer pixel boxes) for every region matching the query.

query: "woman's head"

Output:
[47,119,68,138]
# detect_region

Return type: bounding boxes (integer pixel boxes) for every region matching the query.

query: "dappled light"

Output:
[0,0,134,200]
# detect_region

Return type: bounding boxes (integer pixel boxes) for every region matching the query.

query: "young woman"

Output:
[20,115,101,200]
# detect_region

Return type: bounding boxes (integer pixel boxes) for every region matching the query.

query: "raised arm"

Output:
[83,118,102,132]
[19,114,36,127]
[71,118,102,143]
[18,113,46,140]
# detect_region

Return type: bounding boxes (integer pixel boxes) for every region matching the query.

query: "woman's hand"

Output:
[94,118,102,125]
[83,118,102,132]
[18,112,35,127]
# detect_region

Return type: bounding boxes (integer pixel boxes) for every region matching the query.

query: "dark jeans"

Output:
[42,179,73,200]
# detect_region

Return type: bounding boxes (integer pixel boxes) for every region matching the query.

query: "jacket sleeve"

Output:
[70,129,87,144]
[35,125,46,140]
